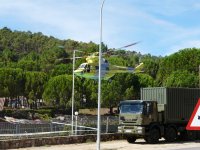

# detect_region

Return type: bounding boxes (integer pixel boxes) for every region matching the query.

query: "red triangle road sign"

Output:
[186,98,200,130]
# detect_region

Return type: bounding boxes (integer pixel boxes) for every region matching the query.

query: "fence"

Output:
[52,115,119,133]
[0,122,64,134]
[0,115,119,139]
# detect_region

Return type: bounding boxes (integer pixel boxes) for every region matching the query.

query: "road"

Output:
[11,139,200,150]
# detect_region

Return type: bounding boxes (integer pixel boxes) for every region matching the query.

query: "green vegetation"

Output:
[0,27,200,114]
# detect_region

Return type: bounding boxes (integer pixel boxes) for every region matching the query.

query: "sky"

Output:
[1,0,200,56]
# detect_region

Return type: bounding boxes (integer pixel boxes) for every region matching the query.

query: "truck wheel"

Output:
[126,136,136,143]
[145,128,160,144]
[164,127,177,142]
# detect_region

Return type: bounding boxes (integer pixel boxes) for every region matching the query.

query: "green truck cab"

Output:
[118,87,200,144]
[118,100,163,143]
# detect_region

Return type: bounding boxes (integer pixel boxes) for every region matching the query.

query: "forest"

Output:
[0,27,200,113]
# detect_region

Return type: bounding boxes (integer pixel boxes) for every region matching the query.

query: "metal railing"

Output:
[0,122,65,134]
[0,122,97,140]
[52,115,119,132]
[0,115,119,139]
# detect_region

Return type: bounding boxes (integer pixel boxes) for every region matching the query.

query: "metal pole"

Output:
[106,116,109,133]
[71,50,83,135]
[75,115,78,135]
[97,0,105,150]
[71,50,75,135]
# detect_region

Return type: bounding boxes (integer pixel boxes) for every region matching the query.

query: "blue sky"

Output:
[1,0,200,56]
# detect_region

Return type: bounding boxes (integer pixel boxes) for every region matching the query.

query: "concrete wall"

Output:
[0,133,124,149]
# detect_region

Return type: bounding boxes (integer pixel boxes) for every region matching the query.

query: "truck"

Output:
[118,87,200,143]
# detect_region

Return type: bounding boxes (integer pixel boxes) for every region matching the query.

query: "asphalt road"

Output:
[11,139,200,150]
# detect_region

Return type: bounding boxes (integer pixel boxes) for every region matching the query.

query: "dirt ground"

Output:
[11,139,200,150]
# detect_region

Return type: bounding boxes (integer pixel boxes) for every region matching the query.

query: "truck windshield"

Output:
[120,103,143,114]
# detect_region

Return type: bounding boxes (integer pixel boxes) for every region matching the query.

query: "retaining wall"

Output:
[0,133,124,149]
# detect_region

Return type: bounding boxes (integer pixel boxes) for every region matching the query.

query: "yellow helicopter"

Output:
[74,51,144,80]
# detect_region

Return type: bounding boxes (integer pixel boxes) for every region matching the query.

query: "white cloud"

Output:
[1,0,200,56]
[0,0,100,42]
[166,40,200,56]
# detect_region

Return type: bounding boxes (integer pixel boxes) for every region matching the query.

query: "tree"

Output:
[136,73,155,88]
[43,75,72,109]
[108,56,128,66]
[164,70,198,88]
[80,78,98,108]
[24,71,48,109]
[102,80,122,114]
[18,60,38,71]
[17,51,40,71]
[1,49,18,67]
[40,46,68,72]
[0,68,24,108]
[143,57,160,79]
[124,86,136,100]
[0,68,24,97]
[50,64,72,77]
[156,48,200,85]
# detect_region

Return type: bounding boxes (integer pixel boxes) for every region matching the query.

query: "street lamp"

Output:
[71,49,83,135]
[57,46,83,135]
[97,0,106,150]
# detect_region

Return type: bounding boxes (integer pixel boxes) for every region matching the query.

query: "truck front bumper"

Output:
[118,126,145,135]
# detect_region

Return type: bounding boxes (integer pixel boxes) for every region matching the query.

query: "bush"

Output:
[0,109,33,119]
[0,107,72,120]
[35,109,53,117]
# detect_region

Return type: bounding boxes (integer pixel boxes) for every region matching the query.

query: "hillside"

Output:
[0,27,200,111]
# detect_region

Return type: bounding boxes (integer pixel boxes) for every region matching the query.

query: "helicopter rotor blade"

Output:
[118,41,140,49]
[57,56,83,60]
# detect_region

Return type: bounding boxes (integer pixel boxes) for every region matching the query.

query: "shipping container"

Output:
[141,87,200,123]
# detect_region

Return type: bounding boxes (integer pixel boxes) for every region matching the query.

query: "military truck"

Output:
[118,87,200,143]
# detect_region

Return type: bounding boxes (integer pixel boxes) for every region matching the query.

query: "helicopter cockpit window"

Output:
[79,64,86,69]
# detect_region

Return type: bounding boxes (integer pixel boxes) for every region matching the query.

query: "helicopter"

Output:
[74,41,143,79]
[74,51,144,80]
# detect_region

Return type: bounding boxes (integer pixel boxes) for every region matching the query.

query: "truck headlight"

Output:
[118,126,122,132]
[137,127,143,130]
[137,127,143,134]
[137,130,142,134]
[118,130,122,133]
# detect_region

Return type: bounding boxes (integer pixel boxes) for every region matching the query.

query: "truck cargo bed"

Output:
[141,87,200,123]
